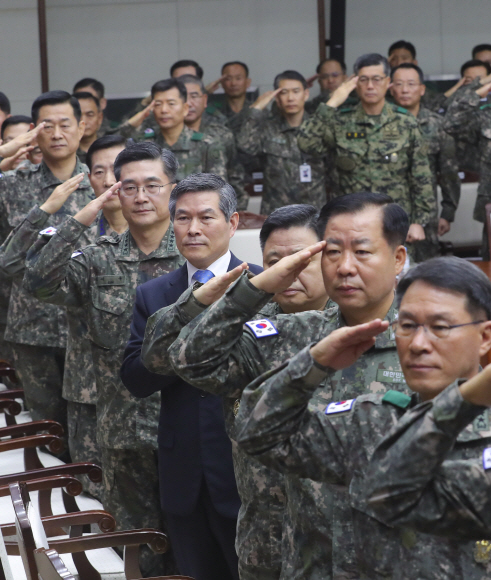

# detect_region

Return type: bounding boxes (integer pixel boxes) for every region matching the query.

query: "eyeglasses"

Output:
[319,73,342,80]
[391,320,485,340]
[119,182,172,198]
[358,76,387,85]
[392,81,421,89]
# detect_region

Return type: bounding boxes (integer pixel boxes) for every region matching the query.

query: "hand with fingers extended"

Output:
[310,319,389,370]
[305,73,320,89]
[0,122,45,160]
[205,75,227,94]
[193,263,249,306]
[251,89,283,111]
[39,173,86,215]
[476,79,491,98]
[444,77,466,98]
[250,241,326,294]
[459,364,491,407]
[127,101,155,128]
[326,76,359,108]
[0,146,35,171]
[73,182,121,226]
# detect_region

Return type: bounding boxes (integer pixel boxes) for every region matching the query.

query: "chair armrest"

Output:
[0,433,63,454]
[0,420,63,438]
[0,389,24,400]
[0,398,22,416]
[0,474,82,502]
[50,528,169,554]
[0,462,102,486]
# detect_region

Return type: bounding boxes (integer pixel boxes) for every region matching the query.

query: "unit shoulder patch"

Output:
[39,226,57,237]
[325,399,355,415]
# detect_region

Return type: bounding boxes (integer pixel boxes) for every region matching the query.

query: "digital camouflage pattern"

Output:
[443,79,491,223]
[413,106,460,262]
[235,346,491,579]
[237,108,327,214]
[102,447,179,577]
[142,273,406,579]
[24,216,184,451]
[364,381,491,547]
[297,102,435,226]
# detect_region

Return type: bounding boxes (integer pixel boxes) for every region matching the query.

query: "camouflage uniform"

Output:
[363,380,491,549]
[24,218,184,577]
[297,101,435,232]
[237,109,327,214]
[142,273,407,579]
[413,106,460,261]
[0,160,93,431]
[235,345,491,579]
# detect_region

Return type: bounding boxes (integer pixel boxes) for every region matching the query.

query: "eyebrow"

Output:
[42,117,71,123]
[398,309,455,320]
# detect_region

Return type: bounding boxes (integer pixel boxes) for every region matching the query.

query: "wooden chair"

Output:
[6,482,190,580]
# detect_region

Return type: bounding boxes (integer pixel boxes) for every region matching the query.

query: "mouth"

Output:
[336,285,359,295]
[406,364,437,373]
[281,288,301,296]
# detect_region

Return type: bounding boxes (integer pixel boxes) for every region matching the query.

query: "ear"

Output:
[479,321,491,358]
[78,119,85,139]
[29,123,35,131]
[414,58,419,66]
[183,101,190,116]
[246,78,252,89]
[229,211,239,237]
[100,97,107,111]
[203,93,208,107]
[420,84,426,97]
[304,88,310,101]
[394,245,407,277]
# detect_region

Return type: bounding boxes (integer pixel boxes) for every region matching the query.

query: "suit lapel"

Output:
[167,263,189,303]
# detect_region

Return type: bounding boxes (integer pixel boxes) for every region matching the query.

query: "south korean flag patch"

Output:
[482,448,491,470]
[71,250,83,258]
[325,399,355,415]
[39,226,57,237]
[245,318,279,339]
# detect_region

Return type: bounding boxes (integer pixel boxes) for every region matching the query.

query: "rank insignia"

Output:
[383,126,399,139]
[245,319,278,338]
[475,540,491,563]
[346,131,366,139]
[233,399,240,417]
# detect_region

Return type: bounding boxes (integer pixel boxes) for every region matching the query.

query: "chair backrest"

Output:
[10,481,49,580]
[34,548,75,580]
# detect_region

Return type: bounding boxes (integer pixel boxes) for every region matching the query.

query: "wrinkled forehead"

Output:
[399,280,471,317]
[175,190,221,213]
[119,158,166,181]
[323,207,385,241]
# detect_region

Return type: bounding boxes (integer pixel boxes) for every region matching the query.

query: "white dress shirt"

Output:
[186,250,232,287]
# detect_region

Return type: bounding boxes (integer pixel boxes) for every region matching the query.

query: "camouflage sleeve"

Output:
[23,215,92,308]
[236,108,267,157]
[0,205,50,277]
[442,81,481,144]
[204,138,228,180]
[436,129,461,222]
[222,130,249,211]
[161,271,273,397]
[364,381,489,539]
[113,122,141,140]
[236,344,352,483]
[297,103,336,157]
[408,125,436,225]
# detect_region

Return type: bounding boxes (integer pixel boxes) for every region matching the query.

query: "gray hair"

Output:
[114,141,179,183]
[179,74,206,95]
[169,173,237,222]
[353,53,391,77]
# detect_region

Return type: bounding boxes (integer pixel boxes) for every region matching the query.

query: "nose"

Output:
[104,168,116,189]
[188,216,202,235]
[52,125,62,139]
[134,186,150,203]
[337,251,357,277]
[409,325,433,353]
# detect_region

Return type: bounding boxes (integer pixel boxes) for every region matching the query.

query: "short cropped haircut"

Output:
[73,91,101,110]
[179,75,206,95]
[461,59,491,77]
[260,205,320,251]
[151,78,187,103]
[317,192,409,248]
[73,78,105,99]
[0,92,11,116]
[1,115,32,139]
[273,70,307,90]
[221,61,249,77]
[472,44,491,59]
[85,134,126,172]
[391,63,425,84]
[353,53,390,77]
[396,256,491,320]
[316,58,347,74]
[31,90,81,124]
[169,173,237,222]
[114,141,179,183]
[170,60,204,80]
[388,40,416,59]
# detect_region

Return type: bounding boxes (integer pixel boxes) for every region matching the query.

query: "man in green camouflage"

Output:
[443,71,491,257]
[236,256,491,579]
[141,193,410,579]
[306,58,352,115]
[236,70,327,215]
[24,142,183,577]
[179,74,248,210]
[390,63,460,261]
[0,91,94,434]
[117,78,228,182]
[298,53,435,260]
[73,92,106,164]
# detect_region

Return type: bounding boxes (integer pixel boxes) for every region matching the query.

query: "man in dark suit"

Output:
[121,173,262,580]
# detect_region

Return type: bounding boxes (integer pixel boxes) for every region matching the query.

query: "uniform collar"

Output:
[39,158,91,189]
[353,101,393,126]
[156,125,195,152]
[278,110,309,133]
[115,222,180,261]
[416,106,431,124]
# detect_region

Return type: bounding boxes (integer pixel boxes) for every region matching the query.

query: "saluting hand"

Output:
[128,100,155,128]
[205,75,227,94]
[310,319,389,370]
[459,363,491,407]
[326,76,358,108]
[39,173,85,215]
[193,263,249,306]
[73,182,121,227]
[251,89,282,111]
[0,122,45,160]
[250,241,326,294]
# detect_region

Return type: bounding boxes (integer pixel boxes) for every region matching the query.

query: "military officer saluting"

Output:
[298,53,435,254]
